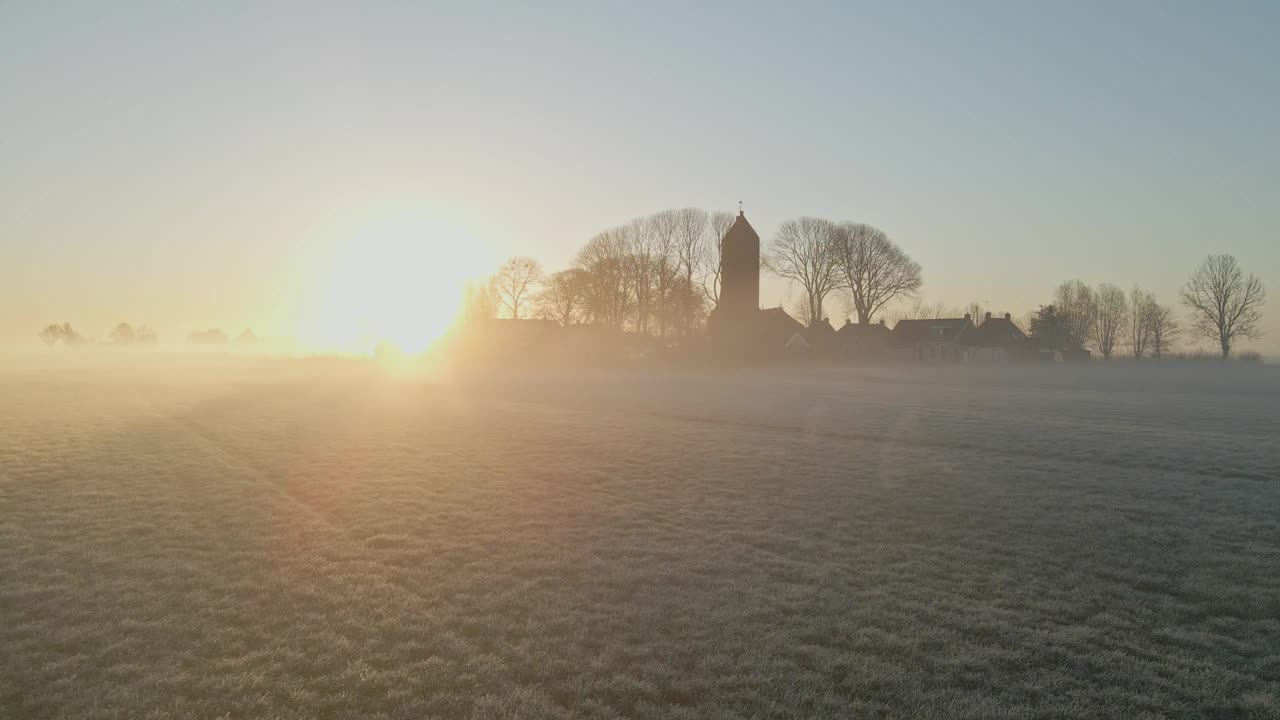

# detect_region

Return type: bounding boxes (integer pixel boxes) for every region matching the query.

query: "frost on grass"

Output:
[1,362,1278,719]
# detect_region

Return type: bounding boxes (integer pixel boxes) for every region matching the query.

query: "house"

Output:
[802,318,838,359]
[756,307,808,360]
[890,315,976,362]
[960,312,1034,362]
[836,319,892,361]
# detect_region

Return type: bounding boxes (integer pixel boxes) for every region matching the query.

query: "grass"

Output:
[2,359,1278,719]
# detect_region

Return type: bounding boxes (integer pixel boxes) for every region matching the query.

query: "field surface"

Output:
[2,359,1279,719]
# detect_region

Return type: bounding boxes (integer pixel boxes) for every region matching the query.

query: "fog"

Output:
[3,356,1277,718]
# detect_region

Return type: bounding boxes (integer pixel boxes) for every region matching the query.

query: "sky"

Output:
[2,1,1277,353]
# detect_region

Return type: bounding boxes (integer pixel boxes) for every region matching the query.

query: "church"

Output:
[706,208,805,358]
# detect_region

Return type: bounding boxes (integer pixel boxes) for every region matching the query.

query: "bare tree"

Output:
[38,324,62,347]
[700,211,735,305]
[493,256,544,320]
[1180,254,1267,358]
[110,322,136,345]
[674,207,709,336]
[832,223,923,325]
[1149,302,1179,359]
[1128,287,1156,359]
[648,210,682,338]
[767,217,842,326]
[668,275,709,337]
[461,278,497,324]
[889,297,948,325]
[965,301,987,323]
[1054,280,1096,351]
[1091,283,1128,359]
[536,268,589,326]
[576,229,633,328]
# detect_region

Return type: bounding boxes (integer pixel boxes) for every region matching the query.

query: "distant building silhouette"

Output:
[960,312,1033,362]
[837,318,891,360]
[707,208,763,350]
[708,208,793,360]
[717,208,760,320]
[891,315,976,362]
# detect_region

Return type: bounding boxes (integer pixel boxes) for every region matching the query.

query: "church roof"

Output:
[723,210,760,247]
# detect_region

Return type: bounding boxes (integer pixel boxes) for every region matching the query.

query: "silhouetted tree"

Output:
[768,217,842,326]
[38,324,62,347]
[1054,280,1096,351]
[461,278,497,324]
[674,207,709,336]
[700,211,736,305]
[833,223,923,325]
[1149,302,1179,359]
[1092,283,1128,359]
[493,256,543,320]
[648,210,685,337]
[965,301,988,323]
[576,229,633,328]
[1180,254,1266,358]
[110,322,136,345]
[890,297,948,325]
[40,322,88,347]
[1128,287,1156,358]
[1030,305,1067,350]
[669,275,709,337]
[536,268,589,326]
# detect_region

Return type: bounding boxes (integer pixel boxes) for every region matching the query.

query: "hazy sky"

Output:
[3,1,1277,352]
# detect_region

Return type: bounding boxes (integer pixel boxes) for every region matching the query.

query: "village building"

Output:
[960,312,1034,362]
[708,207,809,360]
[836,319,892,361]
[890,315,976,362]
[802,318,838,359]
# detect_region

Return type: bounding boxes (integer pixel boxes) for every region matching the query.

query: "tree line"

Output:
[469,210,925,334]
[1030,255,1265,359]
[475,204,1266,359]
[37,322,260,348]
[467,207,738,338]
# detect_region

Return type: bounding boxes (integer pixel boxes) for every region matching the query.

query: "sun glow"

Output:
[302,209,494,354]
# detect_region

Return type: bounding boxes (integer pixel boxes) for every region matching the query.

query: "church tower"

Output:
[718,207,760,317]
[706,205,761,345]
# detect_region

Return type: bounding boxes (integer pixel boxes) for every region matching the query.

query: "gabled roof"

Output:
[803,318,836,339]
[961,317,1028,347]
[756,307,805,347]
[837,321,891,338]
[891,317,973,344]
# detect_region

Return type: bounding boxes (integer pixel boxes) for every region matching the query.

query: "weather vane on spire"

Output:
[738,200,744,215]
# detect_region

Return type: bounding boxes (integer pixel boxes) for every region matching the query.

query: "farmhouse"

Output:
[836,319,891,361]
[890,315,976,362]
[960,312,1035,362]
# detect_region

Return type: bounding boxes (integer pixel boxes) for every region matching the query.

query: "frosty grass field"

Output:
[2,358,1278,719]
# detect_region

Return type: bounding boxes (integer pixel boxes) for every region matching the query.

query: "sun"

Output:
[303,210,494,354]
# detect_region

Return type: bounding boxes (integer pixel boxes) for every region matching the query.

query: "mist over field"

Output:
[3,356,1278,719]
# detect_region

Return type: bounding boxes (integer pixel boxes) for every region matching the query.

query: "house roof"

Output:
[891,317,973,344]
[836,321,891,338]
[756,307,805,347]
[961,316,1028,347]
